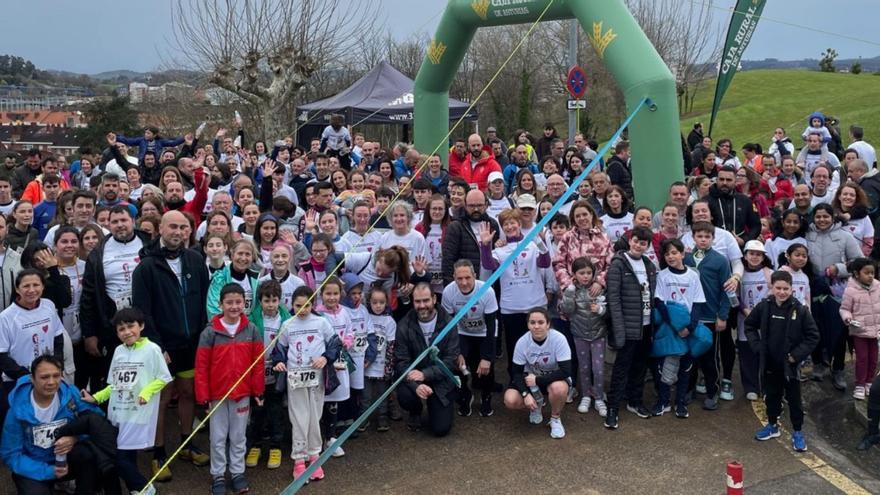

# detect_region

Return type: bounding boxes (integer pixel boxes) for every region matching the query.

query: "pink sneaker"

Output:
[308,455,325,481]
[292,460,309,483]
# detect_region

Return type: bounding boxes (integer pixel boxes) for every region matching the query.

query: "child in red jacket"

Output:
[195,283,265,495]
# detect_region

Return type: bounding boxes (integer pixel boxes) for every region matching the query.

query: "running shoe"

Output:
[292,460,309,483]
[675,404,689,419]
[746,392,759,401]
[626,404,651,419]
[549,417,565,439]
[211,476,227,495]
[604,408,619,429]
[719,379,734,401]
[594,399,608,418]
[702,395,719,411]
[755,423,780,441]
[179,445,210,466]
[231,473,249,494]
[651,402,671,417]
[577,396,591,414]
[854,385,866,401]
[245,447,261,468]
[695,377,707,395]
[267,449,282,469]
[792,430,807,452]
[308,455,325,481]
[325,437,345,458]
[529,408,543,425]
[480,395,494,417]
[458,394,473,417]
[150,459,172,482]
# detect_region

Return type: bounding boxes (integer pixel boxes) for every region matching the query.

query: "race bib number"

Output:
[113,291,133,310]
[114,367,140,391]
[353,335,368,354]
[32,419,67,449]
[461,318,486,333]
[287,368,319,389]
[375,335,387,352]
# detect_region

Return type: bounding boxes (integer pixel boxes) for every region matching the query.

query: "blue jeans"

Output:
[117,449,147,492]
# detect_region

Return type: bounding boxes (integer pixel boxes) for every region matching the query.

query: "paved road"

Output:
[3,372,879,494]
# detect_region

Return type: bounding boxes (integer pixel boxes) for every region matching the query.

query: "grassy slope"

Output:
[679,69,880,147]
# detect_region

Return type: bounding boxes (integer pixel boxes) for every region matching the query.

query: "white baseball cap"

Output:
[488,171,504,183]
[743,240,766,253]
[516,194,538,209]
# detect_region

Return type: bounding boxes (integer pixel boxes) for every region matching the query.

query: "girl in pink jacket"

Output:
[840,258,880,400]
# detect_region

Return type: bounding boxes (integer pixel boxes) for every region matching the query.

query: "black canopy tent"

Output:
[295,61,477,147]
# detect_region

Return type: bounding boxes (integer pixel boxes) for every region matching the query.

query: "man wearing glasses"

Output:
[441,189,500,286]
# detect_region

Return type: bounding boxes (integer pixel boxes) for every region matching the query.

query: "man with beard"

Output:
[797,132,841,182]
[449,134,502,192]
[96,173,138,218]
[448,138,468,179]
[43,190,108,243]
[165,157,209,221]
[395,282,460,436]
[79,205,152,391]
[502,144,539,194]
[132,210,210,479]
[706,166,761,246]
[441,189,500,286]
[788,184,814,220]
[652,181,689,232]
[606,141,634,201]
[11,149,42,199]
[140,152,162,186]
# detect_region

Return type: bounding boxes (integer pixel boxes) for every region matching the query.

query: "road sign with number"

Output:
[567,99,586,110]
[566,65,587,98]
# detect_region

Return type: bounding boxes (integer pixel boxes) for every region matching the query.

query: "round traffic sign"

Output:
[566,65,587,98]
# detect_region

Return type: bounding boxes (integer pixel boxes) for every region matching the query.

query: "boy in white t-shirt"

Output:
[82,307,172,495]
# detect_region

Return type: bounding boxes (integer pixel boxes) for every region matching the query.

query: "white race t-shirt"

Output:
[257,273,305,311]
[105,339,172,449]
[102,236,144,310]
[490,241,548,314]
[261,313,282,386]
[441,280,498,337]
[655,267,705,313]
[512,329,571,376]
[625,254,652,325]
[379,229,427,259]
[0,300,64,381]
[321,306,352,402]
[765,236,807,269]
[424,224,444,293]
[681,227,743,264]
[364,313,396,379]
[600,212,634,242]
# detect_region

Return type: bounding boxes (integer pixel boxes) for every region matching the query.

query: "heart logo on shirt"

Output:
[41,325,49,333]
[307,335,315,343]
[542,357,549,363]
[134,257,140,263]
[679,288,686,294]
[521,252,527,258]
[471,307,477,312]
[757,285,763,291]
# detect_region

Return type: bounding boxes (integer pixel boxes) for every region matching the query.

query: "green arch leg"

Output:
[413,0,683,211]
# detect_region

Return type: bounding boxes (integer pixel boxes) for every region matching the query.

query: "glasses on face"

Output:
[465,204,485,209]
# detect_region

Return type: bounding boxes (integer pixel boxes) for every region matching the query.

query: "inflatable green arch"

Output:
[413,0,683,210]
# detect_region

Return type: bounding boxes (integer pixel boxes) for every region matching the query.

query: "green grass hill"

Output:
[680,69,880,149]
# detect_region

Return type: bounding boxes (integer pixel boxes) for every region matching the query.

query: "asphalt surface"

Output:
[3,366,880,494]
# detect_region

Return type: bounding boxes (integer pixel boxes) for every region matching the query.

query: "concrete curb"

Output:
[854,398,869,428]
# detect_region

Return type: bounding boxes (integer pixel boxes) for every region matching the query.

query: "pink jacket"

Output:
[840,277,880,339]
[552,227,613,290]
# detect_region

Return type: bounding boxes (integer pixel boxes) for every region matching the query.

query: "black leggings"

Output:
[500,313,528,378]
[764,368,804,431]
[458,335,495,402]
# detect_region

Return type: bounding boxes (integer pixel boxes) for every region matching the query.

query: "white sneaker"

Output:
[746,392,758,401]
[854,386,866,401]
[528,408,543,425]
[577,396,591,414]
[566,387,577,404]
[325,437,345,458]
[594,399,608,418]
[549,417,565,439]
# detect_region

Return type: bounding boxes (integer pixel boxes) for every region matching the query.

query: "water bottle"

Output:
[459,363,470,377]
[55,453,67,468]
[234,110,243,126]
[726,289,740,308]
[196,121,207,135]
[528,385,545,407]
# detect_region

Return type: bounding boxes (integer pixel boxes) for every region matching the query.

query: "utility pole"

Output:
[567,19,578,146]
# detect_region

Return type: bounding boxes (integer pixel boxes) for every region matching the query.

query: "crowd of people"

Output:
[0,112,879,494]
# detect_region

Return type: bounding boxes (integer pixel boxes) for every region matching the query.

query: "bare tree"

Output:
[170,0,378,140]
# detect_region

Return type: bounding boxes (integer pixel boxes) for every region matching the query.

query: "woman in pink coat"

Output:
[552,200,613,295]
[839,258,880,400]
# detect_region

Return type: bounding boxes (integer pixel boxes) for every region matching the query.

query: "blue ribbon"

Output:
[280,97,650,494]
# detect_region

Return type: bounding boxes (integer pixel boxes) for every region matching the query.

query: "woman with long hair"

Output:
[415,194,450,297]
[833,181,874,256]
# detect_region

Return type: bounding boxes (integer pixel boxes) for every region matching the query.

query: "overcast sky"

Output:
[4,0,878,74]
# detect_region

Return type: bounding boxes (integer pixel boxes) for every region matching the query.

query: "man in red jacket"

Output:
[448,138,468,176]
[449,134,502,191]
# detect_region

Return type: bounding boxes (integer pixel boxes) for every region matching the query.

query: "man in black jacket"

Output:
[708,166,761,246]
[80,206,151,391]
[605,141,634,202]
[604,227,657,430]
[441,189,499,286]
[132,210,210,478]
[394,283,460,437]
